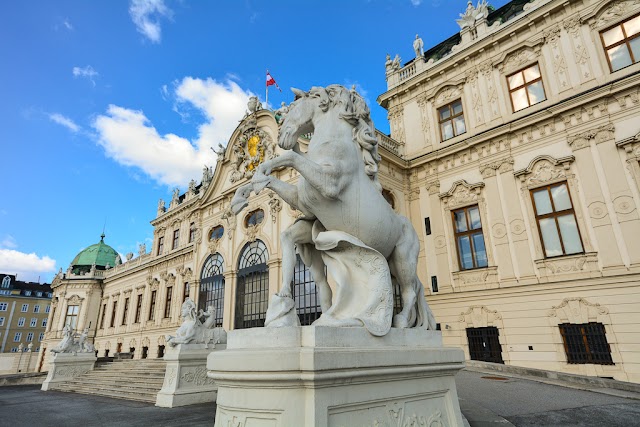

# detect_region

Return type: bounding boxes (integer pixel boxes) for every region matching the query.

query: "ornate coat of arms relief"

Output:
[229,125,277,183]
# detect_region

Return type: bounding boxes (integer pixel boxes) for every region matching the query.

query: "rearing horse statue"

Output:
[232,85,436,334]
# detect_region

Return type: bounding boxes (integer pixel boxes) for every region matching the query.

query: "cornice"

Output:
[103,245,194,283]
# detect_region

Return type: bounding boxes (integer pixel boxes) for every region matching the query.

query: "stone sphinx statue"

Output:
[166,298,226,348]
[231,84,436,337]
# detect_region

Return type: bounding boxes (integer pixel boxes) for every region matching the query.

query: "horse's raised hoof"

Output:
[393,314,410,329]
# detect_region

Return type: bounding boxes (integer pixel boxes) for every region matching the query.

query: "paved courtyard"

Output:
[1,370,640,426]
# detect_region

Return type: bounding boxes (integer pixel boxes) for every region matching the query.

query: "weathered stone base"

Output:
[155,343,226,408]
[208,326,465,426]
[41,352,97,391]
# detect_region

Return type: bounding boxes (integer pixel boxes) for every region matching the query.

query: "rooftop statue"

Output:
[231,85,436,336]
[166,298,226,348]
[413,34,424,57]
[457,0,490,29]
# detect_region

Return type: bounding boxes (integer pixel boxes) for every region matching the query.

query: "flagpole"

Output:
[265,69,269,109]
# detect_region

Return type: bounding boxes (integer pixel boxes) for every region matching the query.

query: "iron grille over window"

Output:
[466,327,504,364]
[292,255,322,326]
[199,253,225,328]
[235,240,269,329]
[559,323,614,365]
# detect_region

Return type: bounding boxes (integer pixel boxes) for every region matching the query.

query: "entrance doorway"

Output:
[466,326,504,364]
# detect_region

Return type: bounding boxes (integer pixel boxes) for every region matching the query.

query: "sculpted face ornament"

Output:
[231,84,437,336]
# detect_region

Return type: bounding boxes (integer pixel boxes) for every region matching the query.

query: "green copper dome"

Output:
[71,234,121,274]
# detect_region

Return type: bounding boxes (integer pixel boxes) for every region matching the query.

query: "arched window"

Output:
[199,253,225,327]
[1,276,10,288]
[235,240,269,329]
[292,255,322,326]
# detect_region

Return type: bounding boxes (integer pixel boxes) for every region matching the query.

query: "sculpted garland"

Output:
[231,85,436,336]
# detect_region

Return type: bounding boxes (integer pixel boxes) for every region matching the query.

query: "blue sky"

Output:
[0,0,511,283]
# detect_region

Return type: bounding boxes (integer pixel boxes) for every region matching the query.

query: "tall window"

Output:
[34,305,40,313]
[42,318,47,327]
[157,237,164,255]
[45,305,50,314]
[30,318,37,327]
[149,290,157,321]
[1,276,10,288]
[110,301,118,328]
[164,287,173,318]
[14,332,21,342]
[21,304,28,312]
[199,254,225,327]
[99,303,107,329]
[507,63,546,112]
[17,317,25,327]
[235,240,269,329]
[452,205,488,270]
[65,305,79,329]
[531,182,583,258]
[134,294,142,323]
[122,297,130,325]
[292,255,322,326]
[189,223,196,243]
[0,303,7,311]
[39,332,44,341]
[438,99,466,141]
[172,229,180,250]
[559,323,614,365]
[184,282,190,301]
[601,14,640,72]
[0,317,4,326]
[26,332,33,342]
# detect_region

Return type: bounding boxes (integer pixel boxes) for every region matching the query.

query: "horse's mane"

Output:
[314,85,382,192]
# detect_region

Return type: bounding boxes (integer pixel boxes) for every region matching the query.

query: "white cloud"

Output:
[0,235,17,249]
[93,77,252,187]
[63,18,73,30]
[49,113,80,133]
[0,249,57,282]
[411,0,422,5]
[72,65,99,86]
[129,0,173,43]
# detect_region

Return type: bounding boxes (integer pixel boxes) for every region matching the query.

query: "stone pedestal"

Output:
[208,327,465,426]
[155,343,227,408]
[41,352,97,391]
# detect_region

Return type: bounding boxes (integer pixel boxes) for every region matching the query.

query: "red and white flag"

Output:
[266,71,281,92]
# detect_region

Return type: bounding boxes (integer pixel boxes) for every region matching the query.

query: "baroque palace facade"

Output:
[41,0,640,383]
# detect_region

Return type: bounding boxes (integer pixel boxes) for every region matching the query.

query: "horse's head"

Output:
[278,87,320,150]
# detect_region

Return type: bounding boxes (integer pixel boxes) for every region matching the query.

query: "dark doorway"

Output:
[142,346,148,359]
[158,345,165,358]
[466,326,504,364]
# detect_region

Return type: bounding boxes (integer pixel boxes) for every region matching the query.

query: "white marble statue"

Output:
[166,298,225,347]
[391,54,402,71]
[51,325,95,354]
[457,0,490,29]
[275,102,289,125]
[231,85,437,336]
[138,243,147,256]
[413,34,424,57]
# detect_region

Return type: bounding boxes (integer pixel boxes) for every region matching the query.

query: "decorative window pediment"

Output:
[66,294,84,305]
[496,42,544,74]
[547,297,609,323]
[514,155,575,189]
[589,0,640,30]
[459,305,502,328]
[439,180,485,210]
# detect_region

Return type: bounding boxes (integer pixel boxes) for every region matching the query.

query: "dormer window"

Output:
[601,14,640,72]
[438,99,466,141]
[1,276,10,288]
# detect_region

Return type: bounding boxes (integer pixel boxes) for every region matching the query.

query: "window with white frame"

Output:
[42,318,47,327]
[45,305,50,313]
[21,304,28,312]
[24,290,32,296]
[14,332,21,342]
[11,347,18,352]
[0,317,4,326]
[26,332,33,342]
[1,276,10,288]
[39,332,45,341]
[0,303,7,311]
[30,318,37,327]
[17,317,25,327]
[34,305,40,313]
[36,292,42,297]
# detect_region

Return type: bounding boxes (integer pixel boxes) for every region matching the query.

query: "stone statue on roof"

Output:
[457,0,490,29]
[413,34,424,57]
[391,54,402,71]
